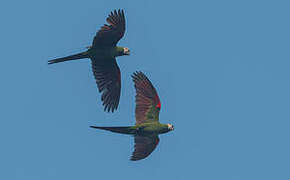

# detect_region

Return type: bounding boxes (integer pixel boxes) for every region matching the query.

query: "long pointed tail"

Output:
[48,51,89,64]
[90,126,136,135]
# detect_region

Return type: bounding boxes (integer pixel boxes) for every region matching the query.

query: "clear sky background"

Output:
[1,0,289,179]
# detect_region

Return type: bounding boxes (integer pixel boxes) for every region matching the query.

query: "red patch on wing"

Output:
[156,102,161,109]
[155,94,161,109]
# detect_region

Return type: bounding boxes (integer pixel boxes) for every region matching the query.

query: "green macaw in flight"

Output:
[91,72,174,161]
[48,9,129,112]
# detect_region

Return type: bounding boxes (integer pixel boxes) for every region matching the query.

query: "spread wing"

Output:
[91,57,121,112]
[131,136,159,161]
[132,71,161,125]
[92,9,125,47]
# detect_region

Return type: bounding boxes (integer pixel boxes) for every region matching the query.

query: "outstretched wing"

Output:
[92,9,126,47]
[91,57,121,112]
[131,136,159,161]
[132,71,161,125]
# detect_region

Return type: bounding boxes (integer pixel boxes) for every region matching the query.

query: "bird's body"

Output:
[91,122,170,136]
[48,46,125,65]
[91,72,174,161]
[89,46,125,58]
[49,10,129,112]
[135,122,170,135]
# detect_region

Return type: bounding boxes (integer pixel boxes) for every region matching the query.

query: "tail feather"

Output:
[48,51,89,64]
[90,126,136,135]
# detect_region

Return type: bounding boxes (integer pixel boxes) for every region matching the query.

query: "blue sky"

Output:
[1,0,290,179]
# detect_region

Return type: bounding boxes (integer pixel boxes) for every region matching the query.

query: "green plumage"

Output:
[88,46,125,58]
[91,72,174,161]
[91,122,169,136]
[48,46,125,64]
[48,9,129,113]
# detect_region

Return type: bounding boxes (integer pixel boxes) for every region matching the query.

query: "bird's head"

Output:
[167,124,174,131]
[123,47,130,55]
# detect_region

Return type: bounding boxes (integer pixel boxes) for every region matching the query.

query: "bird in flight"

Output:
[48,9,129,112]
[91,72,174,161]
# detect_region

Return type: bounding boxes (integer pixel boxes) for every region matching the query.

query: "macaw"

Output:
[91,72,174,161]
[48,9,129,112]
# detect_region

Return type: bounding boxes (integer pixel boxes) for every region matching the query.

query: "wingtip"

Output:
[103,106,116,113]
[111,9,124,15]
[132,70,140,75]
[130,156,144,161]
[131,71,146,80]
[130,156,138,161]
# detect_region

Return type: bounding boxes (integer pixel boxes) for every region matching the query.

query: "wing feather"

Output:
[131,136,159,161]
[91,57,121,112]
[92,9,126,47]
[132,71,161,124]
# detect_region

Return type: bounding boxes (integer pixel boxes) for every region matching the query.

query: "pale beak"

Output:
[168,124,174,131]
[124,49,130,55]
